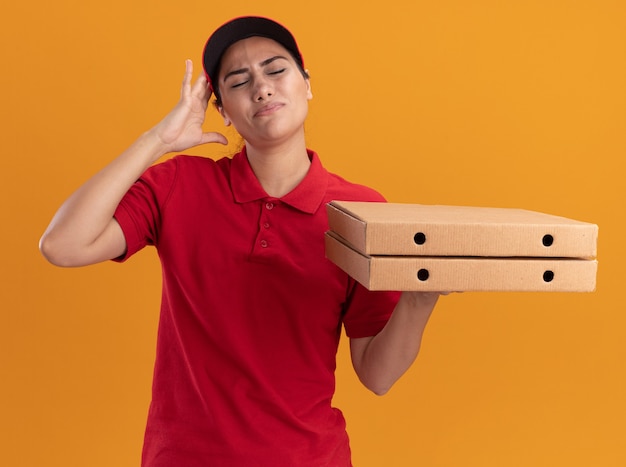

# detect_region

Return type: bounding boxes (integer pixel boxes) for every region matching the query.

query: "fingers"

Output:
[193,73,211,104]
[195,74,211,100]
[181,59,211,104]
[181,59,209,96]
[180,59,193,95]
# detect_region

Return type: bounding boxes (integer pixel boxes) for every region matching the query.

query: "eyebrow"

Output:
[222,55,290,83]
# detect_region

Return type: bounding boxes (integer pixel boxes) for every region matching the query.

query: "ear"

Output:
[305,72,313,100]
[218,106,231,126]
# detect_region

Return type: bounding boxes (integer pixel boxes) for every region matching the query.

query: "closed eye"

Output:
[268,68,286,75]
[231,79,249,88]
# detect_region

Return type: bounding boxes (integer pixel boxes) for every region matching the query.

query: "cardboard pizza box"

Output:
[325,231,598,292]
[327,201,598,259]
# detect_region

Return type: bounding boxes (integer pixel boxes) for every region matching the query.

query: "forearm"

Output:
[352,292,440,395]
[39,129,169,266]
[40,60,225,267]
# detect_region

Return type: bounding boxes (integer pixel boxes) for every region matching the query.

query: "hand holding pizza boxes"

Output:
[325,201,598,292]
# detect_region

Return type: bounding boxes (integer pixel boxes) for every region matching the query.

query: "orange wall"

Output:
[2,1,625,466]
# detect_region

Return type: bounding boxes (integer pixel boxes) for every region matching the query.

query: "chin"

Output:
[245,122,305,147]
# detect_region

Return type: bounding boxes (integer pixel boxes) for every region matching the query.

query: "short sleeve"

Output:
[113,157,179,262]
[342,281,401,338]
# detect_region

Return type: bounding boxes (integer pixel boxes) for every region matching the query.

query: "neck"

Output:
[244,135,311,198]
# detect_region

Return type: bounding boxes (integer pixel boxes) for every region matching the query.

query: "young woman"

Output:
[40,16,442,467]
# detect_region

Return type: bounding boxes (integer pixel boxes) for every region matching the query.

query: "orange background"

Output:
[2,1,625,466]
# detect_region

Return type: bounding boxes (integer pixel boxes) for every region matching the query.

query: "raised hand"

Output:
[152,60,228,154]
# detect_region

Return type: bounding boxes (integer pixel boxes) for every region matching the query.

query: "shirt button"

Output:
[260,239,268,248]
[263,222,270,229]
[265,202,274,210]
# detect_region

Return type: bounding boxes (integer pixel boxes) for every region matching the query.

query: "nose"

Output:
[253,75,273,101]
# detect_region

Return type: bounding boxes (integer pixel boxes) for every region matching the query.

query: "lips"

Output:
[254,102,284,117]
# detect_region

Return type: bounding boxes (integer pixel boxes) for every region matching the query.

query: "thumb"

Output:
[200,131,228,146]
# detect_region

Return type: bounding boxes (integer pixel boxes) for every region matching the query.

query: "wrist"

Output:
[140,128,175,160]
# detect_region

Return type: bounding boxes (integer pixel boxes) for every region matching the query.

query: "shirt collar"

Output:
[230,147,329,214]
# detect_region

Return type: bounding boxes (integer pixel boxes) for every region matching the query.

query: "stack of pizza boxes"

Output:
[325,201,598,292]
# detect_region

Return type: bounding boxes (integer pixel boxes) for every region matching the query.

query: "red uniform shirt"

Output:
[114,149,400,466]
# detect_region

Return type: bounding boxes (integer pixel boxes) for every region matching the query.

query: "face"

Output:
[217,36,313,147]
